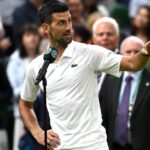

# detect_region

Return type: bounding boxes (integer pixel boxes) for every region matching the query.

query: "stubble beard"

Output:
[49,32,72,49]
[58,36,72,48]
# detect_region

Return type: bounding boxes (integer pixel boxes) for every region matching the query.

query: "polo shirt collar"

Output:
[48,40,75,59]
[61,40,74,58]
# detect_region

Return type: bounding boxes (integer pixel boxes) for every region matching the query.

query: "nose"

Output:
[102,34,108,40]
[66,20,72,31]
[130,51,138,56]
[65,20,72,30]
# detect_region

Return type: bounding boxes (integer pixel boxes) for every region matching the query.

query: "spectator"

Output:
[129,0,150,18]
[99,36,150,150]
[82,0,98,17]
[129,5,150,69]
[0,0,25,55]
[86,11,103,32]
[73,24,92,44]
[13,0,44,43]
[7,24,40,150]
[66,0,85,25]
[92,17,120,90]
[130,5,150,42]
[92,17,120,52]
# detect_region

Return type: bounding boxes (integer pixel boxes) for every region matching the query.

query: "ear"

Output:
[42,23,50,35]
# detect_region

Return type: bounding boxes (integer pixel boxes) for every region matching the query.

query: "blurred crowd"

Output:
[0,0,150,150]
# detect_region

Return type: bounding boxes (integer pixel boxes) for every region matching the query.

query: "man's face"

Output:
[120,40,141,57]
[67,0,83,20]
[92,22,119,51]
[44,11,72,47]
[22,31,40,51]
[133,7,150,29]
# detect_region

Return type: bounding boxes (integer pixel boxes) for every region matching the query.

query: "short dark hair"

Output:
[38,0,69,24]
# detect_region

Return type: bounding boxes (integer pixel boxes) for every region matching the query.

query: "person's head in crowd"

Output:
[73,24,92,43]
[38,0,72,48]
[66,0,84,25]
[92,17,120,52]
[82,0,97,15]
[18,24,40,58]
[131,5,150,42]
[120,36,144,72]
[86,12,103,32]
[86,5,109,32]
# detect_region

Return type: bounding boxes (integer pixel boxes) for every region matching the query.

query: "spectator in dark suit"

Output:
[99,36,150,150]
[92,17,120,88]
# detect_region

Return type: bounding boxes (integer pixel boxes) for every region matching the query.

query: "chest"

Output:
[39,57,94,92]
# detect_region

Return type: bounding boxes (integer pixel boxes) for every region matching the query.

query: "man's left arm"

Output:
[120,41,150,71]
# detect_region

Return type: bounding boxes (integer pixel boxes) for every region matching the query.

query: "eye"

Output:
[126,50,132,54]
[107,32,114,36]
[97,33,103,36]
[59,20,66,26]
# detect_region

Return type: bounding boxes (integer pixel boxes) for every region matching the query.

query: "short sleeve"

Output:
[87,45,123,77]
[20,61,40,102]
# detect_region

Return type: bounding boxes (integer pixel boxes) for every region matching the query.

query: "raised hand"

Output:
[141,41,150,56]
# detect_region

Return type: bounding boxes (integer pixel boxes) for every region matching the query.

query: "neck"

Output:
[26,48,36,59]
[50,41,68,61]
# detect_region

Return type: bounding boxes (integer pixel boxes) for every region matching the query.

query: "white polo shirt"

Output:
[21,41,122,149]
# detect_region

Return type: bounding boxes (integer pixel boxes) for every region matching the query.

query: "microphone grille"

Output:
[44,47,58,61]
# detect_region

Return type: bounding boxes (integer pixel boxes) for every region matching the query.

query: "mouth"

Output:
[63,31,72,36]
[101,41,111,44]
[63,34,72,38]
[101,42,112,46]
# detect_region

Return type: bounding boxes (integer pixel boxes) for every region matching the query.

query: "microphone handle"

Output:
[35,61,50,85]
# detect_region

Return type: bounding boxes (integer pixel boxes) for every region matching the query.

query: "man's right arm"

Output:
[19,99,61,149]
[120,41,150,71]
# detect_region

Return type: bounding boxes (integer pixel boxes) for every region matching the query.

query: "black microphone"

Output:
[35,47,58,85]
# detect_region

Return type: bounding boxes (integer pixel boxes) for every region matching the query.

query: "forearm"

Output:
[133,52,149,70]
[19,99,44,144]
[19,99,60,149]
[120,51,150,71]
